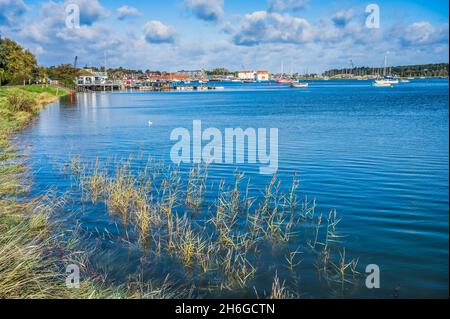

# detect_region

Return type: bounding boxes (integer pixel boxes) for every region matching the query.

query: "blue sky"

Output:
[0,0,448,72]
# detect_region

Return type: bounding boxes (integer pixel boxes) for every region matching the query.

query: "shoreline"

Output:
[0,86,122,298]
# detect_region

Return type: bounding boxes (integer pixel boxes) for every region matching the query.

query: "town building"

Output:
[256,71,270,81]
[176,70,206,78]
[77,69,108,85]
[237,70,270,81]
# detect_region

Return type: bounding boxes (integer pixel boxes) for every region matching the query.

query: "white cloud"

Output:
[0,0,447,73]
[117,5,141,20]
[69,0,109,25]
[143,20,177,44]
[267,0,308,12]
[399,22,449,46]
[232,11,313,46]
[184,0,224,22]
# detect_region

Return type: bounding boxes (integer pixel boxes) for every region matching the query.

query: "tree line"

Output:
[324,63,449,78]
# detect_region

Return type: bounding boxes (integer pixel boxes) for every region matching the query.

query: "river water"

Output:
[18,79,448,298]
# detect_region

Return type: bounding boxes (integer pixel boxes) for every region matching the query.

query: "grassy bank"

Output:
[0,85,111,298]
[0,86,183,299]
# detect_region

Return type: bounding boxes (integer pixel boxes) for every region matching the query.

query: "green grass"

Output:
[0,86,187,299]
[19,84,69,97]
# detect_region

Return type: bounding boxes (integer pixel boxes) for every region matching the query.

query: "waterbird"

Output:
[148,121,153,126]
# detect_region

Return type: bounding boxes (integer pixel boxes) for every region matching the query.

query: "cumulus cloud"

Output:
[184,0,224,22]
[0,0,26,26]
[117,5,141,20]
[232,11,313,45]
[267,0,308,12]
[69,0,108,26]
[0,0,447,73]
[398,22,449,46]
[143,20,177,44]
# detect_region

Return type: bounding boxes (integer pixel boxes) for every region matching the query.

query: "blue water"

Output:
[18,79,449,298]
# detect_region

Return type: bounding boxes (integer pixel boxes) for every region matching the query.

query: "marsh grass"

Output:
[269,272,295,299]
[68,157,361,297]
[0,87,188,299]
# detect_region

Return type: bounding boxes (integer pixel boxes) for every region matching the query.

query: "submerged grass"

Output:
[69,157,361,297]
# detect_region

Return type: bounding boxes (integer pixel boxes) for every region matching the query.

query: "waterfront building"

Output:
[176,70,206,78]
[238,70,270,81]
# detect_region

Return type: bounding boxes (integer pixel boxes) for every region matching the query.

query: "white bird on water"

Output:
[148,121,153,126]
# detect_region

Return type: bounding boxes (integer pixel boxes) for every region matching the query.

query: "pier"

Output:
[76,81,123,92]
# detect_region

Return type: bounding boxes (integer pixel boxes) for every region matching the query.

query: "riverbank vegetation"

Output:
[0,86,187,298]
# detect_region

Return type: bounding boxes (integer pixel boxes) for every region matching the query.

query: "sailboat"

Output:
[276,60,295,84]
[374,55,399,86]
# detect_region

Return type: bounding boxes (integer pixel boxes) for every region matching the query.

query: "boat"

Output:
[276,79,295,85]
[374,76,399,86]
[373,54,399,86]
[399,79,410,83]
[372,82,393,87]
[198,80,209,85]
[290,83,309,88]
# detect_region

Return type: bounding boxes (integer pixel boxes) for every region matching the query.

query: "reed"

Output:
[269,273,294,299]
[66,156,361,297]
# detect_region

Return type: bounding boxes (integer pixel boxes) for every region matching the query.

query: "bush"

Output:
[6,90,37,113]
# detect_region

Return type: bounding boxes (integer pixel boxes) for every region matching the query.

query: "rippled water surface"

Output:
[19,79,449,298]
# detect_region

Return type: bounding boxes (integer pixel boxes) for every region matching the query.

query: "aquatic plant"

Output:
[65,156,361,297]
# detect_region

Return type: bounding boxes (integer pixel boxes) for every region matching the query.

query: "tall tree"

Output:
[0,37,38,85]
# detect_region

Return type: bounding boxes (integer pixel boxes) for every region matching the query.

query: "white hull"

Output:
[291,83,309,88]
[373,82,393,87]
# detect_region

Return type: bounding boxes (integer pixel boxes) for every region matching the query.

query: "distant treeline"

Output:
[324,63,449,77]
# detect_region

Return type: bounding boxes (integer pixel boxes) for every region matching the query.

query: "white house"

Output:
[237,71,256,80]
[256,71,270,81]
[237,70,270,81]
[77,70,108,85]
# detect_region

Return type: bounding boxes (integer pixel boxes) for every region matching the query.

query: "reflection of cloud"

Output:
[143,20,177,44]
[184,0,224,22]
[0,0,26,26]
[117,5,141,20]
